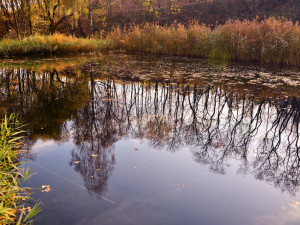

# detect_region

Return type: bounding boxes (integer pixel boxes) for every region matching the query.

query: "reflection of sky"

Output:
[255,202,300,225]
[31,140,55,152]
[26,138,300,225]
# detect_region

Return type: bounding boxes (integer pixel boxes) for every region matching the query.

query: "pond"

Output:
[1,54,300,225]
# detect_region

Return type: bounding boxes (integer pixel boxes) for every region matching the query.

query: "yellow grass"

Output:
[0,34,111,56]
[108,18,300,65]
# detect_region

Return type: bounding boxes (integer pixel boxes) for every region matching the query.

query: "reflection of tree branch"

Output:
[2,67,300,195]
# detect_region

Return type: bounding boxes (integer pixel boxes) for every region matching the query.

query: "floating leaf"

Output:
[41,185,51,192]
[91,154,98,157]
[177,183,185,187]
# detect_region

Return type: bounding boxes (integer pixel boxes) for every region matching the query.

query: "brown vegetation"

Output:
[109,18,300,65]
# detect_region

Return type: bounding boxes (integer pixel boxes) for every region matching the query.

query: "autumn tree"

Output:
[0,0,34,38]
[36,0,74,34]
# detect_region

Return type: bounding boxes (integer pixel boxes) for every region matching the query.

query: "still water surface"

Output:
[1,54,300,225]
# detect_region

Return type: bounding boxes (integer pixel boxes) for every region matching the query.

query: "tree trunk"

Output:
[88,0,93,37]
[10,0,20,39]
[26,0,33,35]
[49,19,55,35]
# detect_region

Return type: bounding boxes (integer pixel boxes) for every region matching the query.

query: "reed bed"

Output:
[0,34,110,56]
[0,18,299,65]
[108,18,300,65]
[0,114,41,224]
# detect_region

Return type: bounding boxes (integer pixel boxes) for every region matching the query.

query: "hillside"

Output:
[106,0,300,28]
[0,0,299,38]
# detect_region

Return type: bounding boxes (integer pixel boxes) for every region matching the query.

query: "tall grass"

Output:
[0,114,41,224]
[0,33,111,57]
[0,18,299,65]
[108,18,300,65]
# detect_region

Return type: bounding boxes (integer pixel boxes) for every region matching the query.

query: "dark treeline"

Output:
[0,60,299,195]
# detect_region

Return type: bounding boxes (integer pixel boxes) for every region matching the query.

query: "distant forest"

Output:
[0,0,299,38]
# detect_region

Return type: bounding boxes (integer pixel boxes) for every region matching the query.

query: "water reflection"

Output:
[78,77,300,194]
[70,73,117,195]
[0,66,89,141]
[0,55,300,197]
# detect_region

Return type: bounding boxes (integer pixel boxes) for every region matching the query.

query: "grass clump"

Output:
[0,114,41,224]
[0,34,110,57]
[108,18,300,65]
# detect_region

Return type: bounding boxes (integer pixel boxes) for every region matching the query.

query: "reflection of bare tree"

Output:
[252,97,300,193]
[70,73,117,195]
[1,65,300,195]
[69,74,300,194]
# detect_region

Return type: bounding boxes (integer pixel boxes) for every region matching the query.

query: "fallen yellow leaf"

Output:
[177,183,185,187]
[41,185,51,192]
